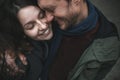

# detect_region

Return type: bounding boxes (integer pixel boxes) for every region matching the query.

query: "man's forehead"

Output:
[38,0,58,6]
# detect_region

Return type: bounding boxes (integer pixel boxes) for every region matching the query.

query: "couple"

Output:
[1,0,120,80]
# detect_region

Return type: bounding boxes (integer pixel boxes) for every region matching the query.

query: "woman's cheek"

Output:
[24,30,37,38]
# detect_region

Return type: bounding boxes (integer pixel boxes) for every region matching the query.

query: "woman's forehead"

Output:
[18,6,41,26]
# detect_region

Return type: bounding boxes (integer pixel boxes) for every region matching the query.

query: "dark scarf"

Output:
[42,0,99,80]
[49,0,99,67]
[56,0,98,36]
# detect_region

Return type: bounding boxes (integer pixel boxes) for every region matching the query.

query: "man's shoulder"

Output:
[92,36,120,61]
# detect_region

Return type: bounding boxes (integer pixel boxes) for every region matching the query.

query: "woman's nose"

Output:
[36,19,47,30]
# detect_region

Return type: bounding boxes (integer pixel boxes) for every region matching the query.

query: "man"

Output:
[0,0,50,80]
[37,0,120,80]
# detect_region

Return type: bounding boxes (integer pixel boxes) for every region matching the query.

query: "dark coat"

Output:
[24,40,48,80]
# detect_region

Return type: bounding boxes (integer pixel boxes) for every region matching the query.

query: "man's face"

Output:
[38,0,81,30]
[18,6,53,40]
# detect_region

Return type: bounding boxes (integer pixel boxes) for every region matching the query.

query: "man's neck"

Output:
[76,1,88,25]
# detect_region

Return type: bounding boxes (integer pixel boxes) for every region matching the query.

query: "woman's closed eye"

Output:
[24,22,35,30]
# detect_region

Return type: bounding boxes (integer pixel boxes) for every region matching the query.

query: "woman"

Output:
[0,0,54,80]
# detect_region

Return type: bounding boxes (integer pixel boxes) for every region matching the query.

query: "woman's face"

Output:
[17,6,53,40]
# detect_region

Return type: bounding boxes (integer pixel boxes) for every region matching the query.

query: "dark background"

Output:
[91,0,120,33]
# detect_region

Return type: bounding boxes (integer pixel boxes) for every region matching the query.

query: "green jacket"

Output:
[67,36,120,80]
[67,6,120,80]
[68,37,120,80]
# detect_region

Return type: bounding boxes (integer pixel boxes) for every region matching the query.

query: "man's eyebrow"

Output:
[42,5,56,10]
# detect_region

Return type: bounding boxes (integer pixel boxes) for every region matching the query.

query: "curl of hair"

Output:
[0,33,27,80]
[6,0,37,16]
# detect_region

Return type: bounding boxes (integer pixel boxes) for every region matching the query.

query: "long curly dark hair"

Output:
[0,0,38,48]
[0,33,30,80]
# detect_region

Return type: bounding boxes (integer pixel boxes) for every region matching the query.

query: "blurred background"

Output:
[91,0,120,33]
